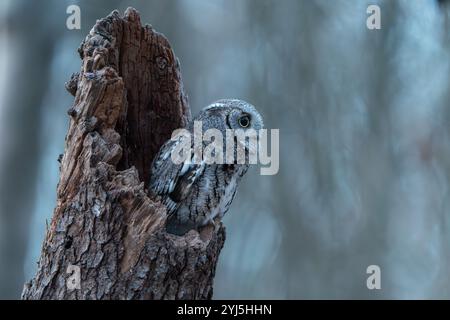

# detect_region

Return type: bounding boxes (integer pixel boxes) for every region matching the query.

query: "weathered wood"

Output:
[22,8,225,300]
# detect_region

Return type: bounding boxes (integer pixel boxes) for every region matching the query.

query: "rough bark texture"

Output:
[21,8,225,300]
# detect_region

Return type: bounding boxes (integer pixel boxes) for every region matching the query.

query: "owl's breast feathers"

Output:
[148,137,248,235]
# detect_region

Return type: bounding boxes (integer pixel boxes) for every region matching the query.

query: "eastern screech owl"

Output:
[149,99,264,235]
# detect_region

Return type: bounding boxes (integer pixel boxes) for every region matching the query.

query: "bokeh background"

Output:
[1,0,450,299]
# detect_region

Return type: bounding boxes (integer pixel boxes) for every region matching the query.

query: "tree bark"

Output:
[22,7,225,300]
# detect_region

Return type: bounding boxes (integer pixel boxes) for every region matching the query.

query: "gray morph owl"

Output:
[149,99,264,235]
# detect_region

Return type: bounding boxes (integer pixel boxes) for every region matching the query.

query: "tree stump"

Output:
[22,7,226,300]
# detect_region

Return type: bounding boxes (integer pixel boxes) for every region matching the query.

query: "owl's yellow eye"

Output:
[238,115,251,128]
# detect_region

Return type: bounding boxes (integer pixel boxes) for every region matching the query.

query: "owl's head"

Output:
[200,99,264,132]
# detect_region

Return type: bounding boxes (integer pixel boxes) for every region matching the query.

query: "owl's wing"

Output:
[149,136,205,204]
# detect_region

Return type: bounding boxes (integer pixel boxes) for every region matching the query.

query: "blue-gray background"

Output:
[1,0,450,299]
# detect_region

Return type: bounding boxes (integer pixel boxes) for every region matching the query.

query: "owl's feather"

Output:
[150,138,205,213]
[148,99,263,235]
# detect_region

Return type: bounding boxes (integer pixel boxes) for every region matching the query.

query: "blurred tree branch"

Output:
[0,0,65,299]
[21,8,225,300]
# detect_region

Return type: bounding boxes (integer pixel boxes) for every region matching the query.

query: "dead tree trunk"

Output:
[21,8,225,300]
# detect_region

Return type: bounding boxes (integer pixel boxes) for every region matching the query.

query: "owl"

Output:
[149,99,264,235]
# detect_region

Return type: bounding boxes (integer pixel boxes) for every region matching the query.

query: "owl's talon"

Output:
[209,218,223,233]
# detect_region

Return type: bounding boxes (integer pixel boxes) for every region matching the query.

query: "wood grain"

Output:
[22,8,225,300]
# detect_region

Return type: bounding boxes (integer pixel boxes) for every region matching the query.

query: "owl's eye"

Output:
[238,115,251,128]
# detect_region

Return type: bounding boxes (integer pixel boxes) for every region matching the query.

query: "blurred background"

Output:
[1,0,450,299]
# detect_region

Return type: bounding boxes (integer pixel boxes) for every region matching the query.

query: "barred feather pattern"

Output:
[148,99,263,235]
